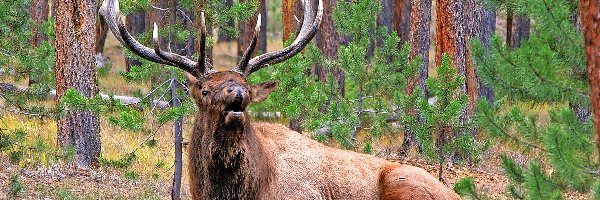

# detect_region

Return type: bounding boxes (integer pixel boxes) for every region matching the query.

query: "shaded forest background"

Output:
[1,0,600,199]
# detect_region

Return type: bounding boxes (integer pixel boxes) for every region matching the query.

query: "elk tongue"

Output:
[224,98,245,124]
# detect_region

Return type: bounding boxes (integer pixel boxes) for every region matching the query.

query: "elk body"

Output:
[100,0,460,199]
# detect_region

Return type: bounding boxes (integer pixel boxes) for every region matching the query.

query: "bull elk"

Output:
[99,0,460,199]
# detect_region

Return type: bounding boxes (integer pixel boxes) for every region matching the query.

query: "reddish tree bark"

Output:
[393,0,411,45]
[435,0,467,74]
[282,0,303,42]
[402,0,432,154]
[579,0,600,154]
[55,0,101,169]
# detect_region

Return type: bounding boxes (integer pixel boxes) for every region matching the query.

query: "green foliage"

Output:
[0,0,56,118]
[524,162,562,200]
[411,55,483,162]
[119,0,153,15]
[108,106,146,132]
[54,188,76,200]
[500,154,525,184]
[156,103,195,124]
[124,171,139,180]
[453,177,488,200]
[0,127,75,167]
[8,173,25,198]
[248,42,328,131]
[99,152,137,169]
[473,0,600,198]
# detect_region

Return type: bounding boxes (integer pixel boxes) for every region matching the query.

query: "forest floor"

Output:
[0,33,589,199]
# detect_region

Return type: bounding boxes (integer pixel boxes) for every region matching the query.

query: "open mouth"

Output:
[224,96,245,114]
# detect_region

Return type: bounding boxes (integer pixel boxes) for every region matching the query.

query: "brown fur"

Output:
[187,72,460,200]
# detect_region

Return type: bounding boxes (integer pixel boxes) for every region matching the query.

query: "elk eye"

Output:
[201,90,210,96]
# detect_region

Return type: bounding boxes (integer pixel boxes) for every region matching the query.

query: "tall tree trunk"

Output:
[147,0,169,47]
[30,0,49,47]
[259,0,267,54]
[95,15,109,54]
[238,0,267,59]
[314,0,343,96]
[463,0,497,136]
[435,0,467,152]
[29,0,49,86]
[435,0,467,78]
[393,0,411,45]
[579,0,600,154]
[51,0,57,18]
[402,0,432,154]
[283,0,306,132]
[507,10,530,49]
[55,0,101,169]
[218,0,235,42]
[125,12,147,70]
[478,2,496,103]
[282,0,303,42]
[378,0,393,32]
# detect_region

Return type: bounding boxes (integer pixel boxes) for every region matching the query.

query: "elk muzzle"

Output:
[223,85,248,125]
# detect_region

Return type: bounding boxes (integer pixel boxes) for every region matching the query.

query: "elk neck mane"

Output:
[188,110,274,199]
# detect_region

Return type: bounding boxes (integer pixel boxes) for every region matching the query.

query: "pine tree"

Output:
[412,54,483,183]
[472,0,600,198]
[55,0,101,169]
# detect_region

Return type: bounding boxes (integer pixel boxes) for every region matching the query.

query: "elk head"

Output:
[99,0,323,127]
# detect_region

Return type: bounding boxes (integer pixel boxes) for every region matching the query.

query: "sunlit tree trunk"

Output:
[55,0,101,169]
[579,0,600,155]
[435,0,466,81]
[282,0,302,42]
[402,0,432,154]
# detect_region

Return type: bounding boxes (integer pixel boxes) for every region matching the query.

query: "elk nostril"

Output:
[227,88,234,93]
[234,92,243,101]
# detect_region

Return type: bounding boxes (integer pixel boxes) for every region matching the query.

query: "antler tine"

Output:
[152,23,200,75]
[234,14,262,75]
[99,0,199,76]
[243,0,323,76]
[196,12,210,77]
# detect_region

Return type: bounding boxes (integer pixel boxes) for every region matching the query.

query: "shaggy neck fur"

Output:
[188,110,273,200]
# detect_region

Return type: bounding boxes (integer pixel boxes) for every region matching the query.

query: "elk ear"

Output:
[250,80,279,103]
[185,72,198,86]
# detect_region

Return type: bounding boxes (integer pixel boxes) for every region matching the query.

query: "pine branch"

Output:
[481,106,548,152]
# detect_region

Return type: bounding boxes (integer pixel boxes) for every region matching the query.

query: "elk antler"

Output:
[234,14,262,75]
[234,0,324,76]
[99,0,209,77]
